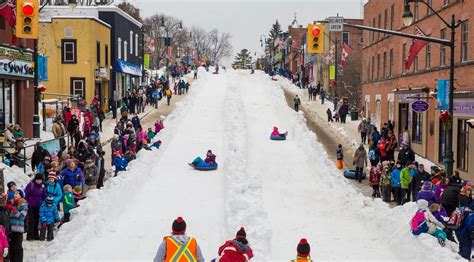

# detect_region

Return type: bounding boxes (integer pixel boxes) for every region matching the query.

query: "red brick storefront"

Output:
[362,0,474,179]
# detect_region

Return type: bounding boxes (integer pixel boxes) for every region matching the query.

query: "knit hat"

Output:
[45,196,54,205]
[74,185,82,193]
[44,156,51,162]
[297,239,310,257]
[235,227,248,245]
[172,217,186,235]
[7,181,16,190]
[47,172,58,181]
[0,193,7,207]
[422,181,432,191]
[34,173,44,181]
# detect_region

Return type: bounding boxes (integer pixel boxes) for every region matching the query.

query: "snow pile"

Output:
[257,72,462,261]
[0,164,31,189]
[221,74,272,260]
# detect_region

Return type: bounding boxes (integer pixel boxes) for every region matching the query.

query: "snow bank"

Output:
[257,72,462,261]
[0,164,31,189]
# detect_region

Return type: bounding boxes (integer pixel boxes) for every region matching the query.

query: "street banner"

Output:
[405,26,427,70]
[341,43,351,67]
[437,80,449,110]
[144,54,150,69]
[330,65,335,80]
[38,55,48,82]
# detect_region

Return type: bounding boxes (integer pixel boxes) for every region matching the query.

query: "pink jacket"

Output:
[271,127,279,136]
[137,130,146,144]
[0,226,8,250]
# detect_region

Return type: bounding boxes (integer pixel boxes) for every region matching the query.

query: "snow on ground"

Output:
[27,69,462,261]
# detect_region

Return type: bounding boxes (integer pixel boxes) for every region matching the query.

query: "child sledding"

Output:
[270,126,288,141]
[189,150,218,171]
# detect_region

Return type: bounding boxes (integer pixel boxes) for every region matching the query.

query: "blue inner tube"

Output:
[270,135,286,141]
[195,162,218,171]
[343,170,367,179]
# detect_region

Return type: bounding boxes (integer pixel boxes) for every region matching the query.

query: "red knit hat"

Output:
[297,238,310,257]
[236,227,246,239]
[172,217,186,235]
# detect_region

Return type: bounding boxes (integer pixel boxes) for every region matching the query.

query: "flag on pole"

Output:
[405,26,428,70]
[341,43,351,67]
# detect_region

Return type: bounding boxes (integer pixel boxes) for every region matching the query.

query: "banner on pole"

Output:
[437,80,449,110]
[329,65,335,80]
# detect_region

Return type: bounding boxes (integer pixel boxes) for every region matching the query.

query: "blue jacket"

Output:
[39,202,60,225]
[113,156,128,171]
[9,201,28,233]
[372,131,381,145]
[61,167,84,191]
[391,168,402,188]
[45,181,62,205]
[132,116,141,129]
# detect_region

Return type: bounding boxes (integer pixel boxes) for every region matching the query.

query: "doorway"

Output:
[398,103,409,136]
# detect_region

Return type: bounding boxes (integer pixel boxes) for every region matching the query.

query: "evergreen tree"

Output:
[232,49,253,69]
[266,20,282,51]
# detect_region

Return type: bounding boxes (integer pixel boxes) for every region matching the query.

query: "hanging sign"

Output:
[437,79,449,110]
[0,46,34,78]
[412,100,429,113]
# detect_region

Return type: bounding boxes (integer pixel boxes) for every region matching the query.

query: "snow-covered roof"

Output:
[41,15,111,28]
[40,6,142,28]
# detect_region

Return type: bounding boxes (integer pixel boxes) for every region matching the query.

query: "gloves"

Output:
[3,248,7,257]
[5,204,16,213]
[41,223,47,230]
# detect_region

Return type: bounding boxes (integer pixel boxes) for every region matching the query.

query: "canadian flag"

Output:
[341,42,351,67]
[405,26,428,70]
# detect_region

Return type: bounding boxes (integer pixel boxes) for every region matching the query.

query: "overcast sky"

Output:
[128,0,366,64]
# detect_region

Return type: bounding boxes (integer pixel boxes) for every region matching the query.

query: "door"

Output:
[398,103,409,137]
[95,82,102,104]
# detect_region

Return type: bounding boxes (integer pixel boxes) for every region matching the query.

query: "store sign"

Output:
[412,100,429,113]
[329,16,344,32]
[0,46,34,78]
[454,99,474,116]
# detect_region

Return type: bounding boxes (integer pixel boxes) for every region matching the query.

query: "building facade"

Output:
[362,0,474,179]
[0,6,35,136]
[39,16,111,110]
[98,6,143,102]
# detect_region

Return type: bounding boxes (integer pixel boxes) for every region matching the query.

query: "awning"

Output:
[115,59,142,77]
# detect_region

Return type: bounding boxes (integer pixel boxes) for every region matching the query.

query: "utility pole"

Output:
[334,38,339,112]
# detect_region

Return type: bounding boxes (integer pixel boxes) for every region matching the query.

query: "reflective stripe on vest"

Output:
[164,237,197,262]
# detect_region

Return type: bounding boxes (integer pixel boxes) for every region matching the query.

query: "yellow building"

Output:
[39,17,111,110]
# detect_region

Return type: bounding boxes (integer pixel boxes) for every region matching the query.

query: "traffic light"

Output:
[16,0,39,39]
[307,24,324,53]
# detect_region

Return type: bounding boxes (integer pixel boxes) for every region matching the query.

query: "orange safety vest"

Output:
[291,257,313,262]
[164,236,197,262]
[166,89,172,97]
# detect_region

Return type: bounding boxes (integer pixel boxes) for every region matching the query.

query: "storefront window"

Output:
[412,110,423,143]
[0,79,13,130]
[457,119,469,171]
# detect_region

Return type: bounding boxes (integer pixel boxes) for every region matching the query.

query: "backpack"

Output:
[369,149,378,162]
[411,210,429,235]
[446,208,469,230]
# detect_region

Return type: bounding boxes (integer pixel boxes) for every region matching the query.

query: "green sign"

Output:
[0,46,34,78]
[329,65,335,80]
[144,54,150,69]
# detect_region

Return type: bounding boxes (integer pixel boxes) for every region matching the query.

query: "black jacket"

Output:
[397,148,415,166]
[31,147,50,171]
[411,170,430,191]
[441,183,463,207]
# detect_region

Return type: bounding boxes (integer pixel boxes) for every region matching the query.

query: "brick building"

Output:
[362,0,474,179]
[329,18,364,106]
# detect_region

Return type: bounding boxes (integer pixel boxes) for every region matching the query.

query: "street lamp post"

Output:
[160,17,183,66]
[403,0,462,178]
[334,38,339,112]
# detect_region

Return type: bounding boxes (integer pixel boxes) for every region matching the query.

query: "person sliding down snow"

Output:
[291,239,313,261]
[411,199,447,246]
[213,227,253,262]
[189,150,216,167]
[154,217,205,262]
[271,127,288,138]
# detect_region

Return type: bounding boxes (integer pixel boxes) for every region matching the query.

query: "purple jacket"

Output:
[25,181,46,208]
[416,190,436,206]
[432,207,448,224]
[434,185,447,204]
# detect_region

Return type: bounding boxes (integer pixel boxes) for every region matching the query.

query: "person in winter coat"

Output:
[155,119,164,134]
[441,179,463,217]
[154,217,205,262]
[293,95,301,112]
[352,144,367,183]
[434,177,448,204]
[386,131,397,161]
[83,159,98,193]
[326,108,333,122]
[9,190,27,262]
[414,199,447,244]
[61,185,75,223]
[25,173,46,240]
[271,127,288,138]
[391,161,403,205]
[44,172,62,206]
[358,119,369,144]
[165,87,172,106]
[398,142,415,166]
[52,116,67,148]
[0,225,8,262]
[216,227,253,262]
[402,126,411,147]
[377,138,388,162]
[336,144,344,170]
[455,202,474,260]
[31,142,50,172]
[39,196,60,241]
[131,114,141,130]
[380,165,392,202]
[458,185,472,208]
[411,164,430,201]
[371,127,381,146]
[60,160,84,193]
[291,239,312,261]
[369,163,382,198]
[368,144,380,167]
[400,162,413,204]
[3,124,16,154]
[416,181,437,206]
[113,150,128,176]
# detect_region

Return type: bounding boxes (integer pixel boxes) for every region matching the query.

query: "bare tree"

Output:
[117,1,141,22]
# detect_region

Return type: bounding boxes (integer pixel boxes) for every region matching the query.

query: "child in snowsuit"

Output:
[291,239,313,261]
[62,185,75,223]
[336,144,343,170]
[326,108,333,122]
[39,196,60,241]
[271,127,288,138]
[412,199,447,246]
[0,225,8,262]
[190,150,217,167]
[147,128,156,143]
[8,190,27,261]
[215,227,253,262]
[380,165,392,202]
[113,150,128,176]
[369,163,382,198]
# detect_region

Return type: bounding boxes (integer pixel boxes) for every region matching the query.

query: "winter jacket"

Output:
[411,171,430,192]
[398,148,415,166]
[402,131,411,146]
[458,194,472,208]
[52,122,66,138]
[217,240,253,262]
[84,164,98,186]
[293,97,301,105]
[154,234,204,262]
[372,131,381,145]
[155,122,164,133]
[377,140,387,157]
[25,181,47,208]
[63,192,75,215]
[0,208,10,236]
[434,185,447,204]
[441,183,463,208]
[353,147,367,168]
[336,148,343,160]
[369,166,381,186]
[205,154,216,164]
[391,167,402,188]
[9,199,28,233]
[400,167,412,189]
[39,202,60,225]
[67,118,79,134]
[271,130,280,136]
[113,156,128,171]
[416,190,436,206]
[387,135,398,151]
[61,167,85,191]
[137,130,146,144]
[45,181,63,205]
[31,147,50,172]
[417,200,445,234]
[380,172,391,187]
[0,226,8,251]
[338,104,349,116]
[132,116,141,129]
